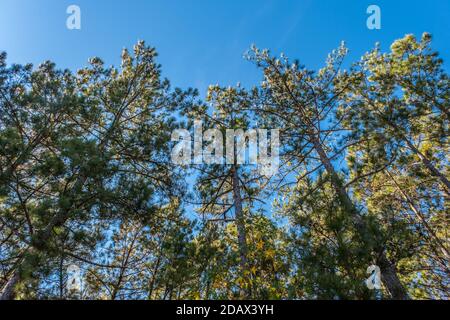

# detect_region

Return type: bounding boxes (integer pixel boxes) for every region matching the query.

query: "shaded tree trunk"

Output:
[403,137,450,193]
[231,165,251,298]
[0,270,20,300]
[386,170,450,261]
[311,136,410,300]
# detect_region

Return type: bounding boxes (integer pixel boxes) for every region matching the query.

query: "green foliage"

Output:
[0,34,448,300]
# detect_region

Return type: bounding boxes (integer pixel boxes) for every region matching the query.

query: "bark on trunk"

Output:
[403,137,450,193]
[231,166,251,298]
[386,170,450,260]
[377,255,410,300]
[0,270,20,300]
[311,136,410,300]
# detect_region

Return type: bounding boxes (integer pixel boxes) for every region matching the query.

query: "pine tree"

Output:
[0,42,193,299]
[246,44,410,299]
[181,85,275,298]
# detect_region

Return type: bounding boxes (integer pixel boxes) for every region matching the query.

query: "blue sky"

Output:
[1,0,449,95]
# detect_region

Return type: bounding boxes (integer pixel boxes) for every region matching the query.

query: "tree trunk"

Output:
[403,137,450,193]
[0,270,20,300]
[386,170,450,260]
[377,255,410,300]
[311,136,410,300]
[231,166,251,298]
[0,103,132,299]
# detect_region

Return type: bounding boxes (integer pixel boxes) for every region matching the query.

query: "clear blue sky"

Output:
[1,0,449,95]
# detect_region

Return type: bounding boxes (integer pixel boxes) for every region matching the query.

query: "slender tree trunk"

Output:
[360,92,449,193]
[311,136,410,300]
[403,137,450,193]
[111,231,138,300]
[433,102,450,120]
[378,117,450,193]
[0,270,20,300]
[0,106,127,299]
[59,256,64,299]
[268,55,409,298]
[0,200,80,299]
[377,255,410,300]
[148,254,162,300]
[231,165,251,298]
[386,170,450,260]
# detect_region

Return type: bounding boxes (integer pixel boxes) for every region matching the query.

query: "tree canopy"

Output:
[0,34,448,300]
